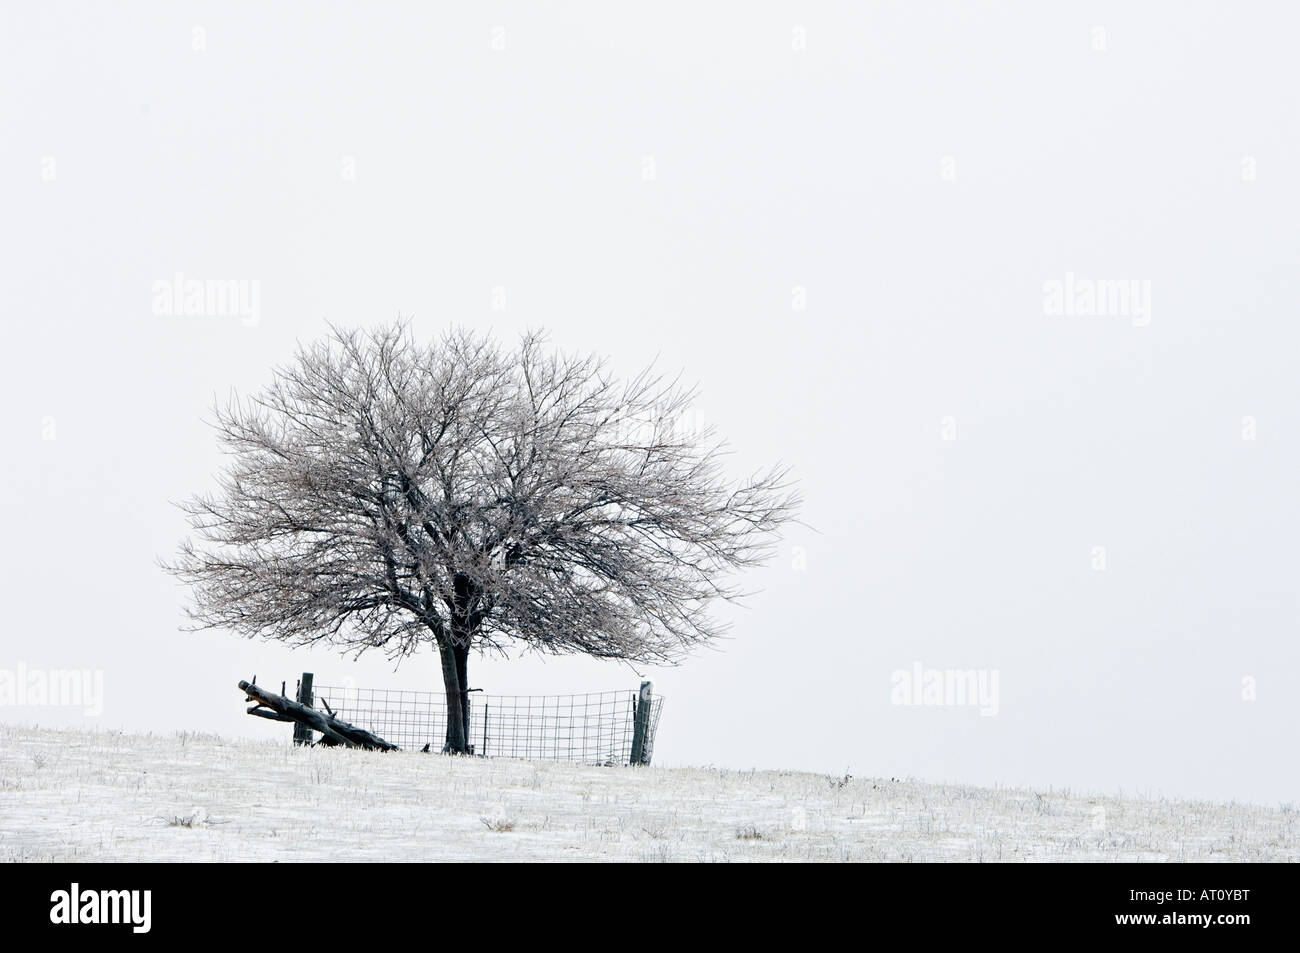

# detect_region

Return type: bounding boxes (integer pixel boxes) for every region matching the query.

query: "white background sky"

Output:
[2,2,1296,805]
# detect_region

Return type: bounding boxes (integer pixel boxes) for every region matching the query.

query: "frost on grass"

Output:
[0,723,1294,863]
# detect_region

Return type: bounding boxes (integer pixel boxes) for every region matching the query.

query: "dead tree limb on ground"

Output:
[237,679,399,751]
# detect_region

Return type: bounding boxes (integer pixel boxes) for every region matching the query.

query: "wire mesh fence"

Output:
[307,680,664,766]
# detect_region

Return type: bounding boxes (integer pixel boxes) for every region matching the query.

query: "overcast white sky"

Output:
[1,2,1297,805]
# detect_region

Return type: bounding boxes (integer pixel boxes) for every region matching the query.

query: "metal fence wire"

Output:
[309,683,664,766]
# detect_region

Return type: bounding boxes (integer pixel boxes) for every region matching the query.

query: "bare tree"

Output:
[170,323,798,753]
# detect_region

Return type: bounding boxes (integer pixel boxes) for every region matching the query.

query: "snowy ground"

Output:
[0,723,1293,862]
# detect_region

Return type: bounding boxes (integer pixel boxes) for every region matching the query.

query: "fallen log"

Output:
[237,679,399,751]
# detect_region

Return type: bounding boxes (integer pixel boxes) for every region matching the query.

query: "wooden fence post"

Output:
[628,680,654,765]
[293,672,314,746]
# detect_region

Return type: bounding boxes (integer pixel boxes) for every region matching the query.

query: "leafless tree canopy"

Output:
[170,323,798,750]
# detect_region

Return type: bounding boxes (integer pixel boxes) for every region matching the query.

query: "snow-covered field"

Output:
[0,723,1293,862]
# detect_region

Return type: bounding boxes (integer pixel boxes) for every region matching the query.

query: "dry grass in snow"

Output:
[0,724,1294,862]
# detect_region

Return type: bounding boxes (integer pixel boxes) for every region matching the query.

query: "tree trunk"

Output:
[446,572,478,752]
[437,639,469,754]
[454,642,471,749]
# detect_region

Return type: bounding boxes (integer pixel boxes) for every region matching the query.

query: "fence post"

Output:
[628,680,653,765]
[293,672,314,746]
